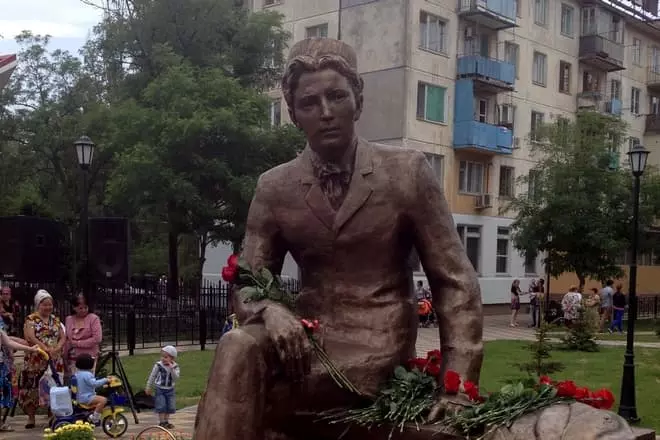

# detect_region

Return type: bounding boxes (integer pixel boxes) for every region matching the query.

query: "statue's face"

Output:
[291,68,362,160]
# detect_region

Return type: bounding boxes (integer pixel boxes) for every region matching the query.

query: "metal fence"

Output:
[2,281,658,354]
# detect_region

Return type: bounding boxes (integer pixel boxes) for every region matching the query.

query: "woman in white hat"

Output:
[18,290,65,429]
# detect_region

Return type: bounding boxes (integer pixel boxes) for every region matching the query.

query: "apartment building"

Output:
[203,0,660,302]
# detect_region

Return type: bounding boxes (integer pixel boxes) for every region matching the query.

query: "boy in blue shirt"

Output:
[145,345,180,429]
[74,354,109,424]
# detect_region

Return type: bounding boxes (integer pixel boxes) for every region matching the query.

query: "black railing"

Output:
[2,278,301,353]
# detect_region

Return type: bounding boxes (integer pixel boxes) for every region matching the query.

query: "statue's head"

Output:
[282,38,364,160]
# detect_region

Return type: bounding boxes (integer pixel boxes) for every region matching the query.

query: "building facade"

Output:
[204,0,660,302]
[0,54,17,90]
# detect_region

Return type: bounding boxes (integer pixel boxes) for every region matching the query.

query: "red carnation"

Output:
[556,380,577,398]
[407,358,429,372]
[221,265,238,283]
[426,350,442,364]
[462,380,481,402]
[425,363,441,377]
[574,387,590,401]
[443,370,461,394]
[539,376,553,386]
[301,318,320,332]
[227,254,239,268]
[591,388,615,410]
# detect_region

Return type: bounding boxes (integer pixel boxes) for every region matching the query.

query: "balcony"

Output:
[578,35,625,72]
[457,0,517,30]
[457,55,515,93]
[648,67,660,93]
[453,120,513,154]
[645,114,660,134]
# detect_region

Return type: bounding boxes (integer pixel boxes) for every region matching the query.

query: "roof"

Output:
[0,54,17,90]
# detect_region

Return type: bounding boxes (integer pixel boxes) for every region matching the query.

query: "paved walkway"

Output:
[3,315,658,438]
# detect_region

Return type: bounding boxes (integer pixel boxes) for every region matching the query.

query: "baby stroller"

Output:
[417,299,437,327]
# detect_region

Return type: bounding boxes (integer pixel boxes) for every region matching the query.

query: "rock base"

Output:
[280,403,655,440]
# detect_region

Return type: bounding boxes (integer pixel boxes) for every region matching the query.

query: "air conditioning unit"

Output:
[475,194,493,209]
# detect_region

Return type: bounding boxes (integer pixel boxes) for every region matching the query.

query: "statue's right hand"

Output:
[262,304,312,381]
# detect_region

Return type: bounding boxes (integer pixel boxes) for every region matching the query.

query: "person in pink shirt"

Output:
[64,295,103,376]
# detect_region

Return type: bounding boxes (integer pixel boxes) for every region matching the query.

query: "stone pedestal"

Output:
[282,403,655,440]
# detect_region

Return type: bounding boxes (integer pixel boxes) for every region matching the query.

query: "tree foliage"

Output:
[505,111,660,288]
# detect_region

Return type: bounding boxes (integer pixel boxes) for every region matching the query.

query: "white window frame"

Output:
[504,42,519,78]
[424,153,444,187]
[419,11,447,54]
[458,161,485,194]
[534,0,548,25]
[499,103,516,127]
[581,7,597,35]
[532,51,547,86]
[477,98,488,123]
[499,166,515,198]
[496,227,510,274]
[633,38,642,65]
[631,87,641,115]
[560,4,574,36]
[305,23,328,39]
[531,111,544,142]
[416,82,447,123]
[269,99,281,126]
[457,225,481,273]
[559,61,571,93]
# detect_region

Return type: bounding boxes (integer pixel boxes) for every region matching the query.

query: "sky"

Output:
[0,0,102,56]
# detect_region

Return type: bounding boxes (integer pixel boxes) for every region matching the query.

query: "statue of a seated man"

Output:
[193,37,484,439]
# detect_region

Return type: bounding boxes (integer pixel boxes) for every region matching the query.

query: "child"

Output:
[0,328,40,432]
[145,345,180,429]
[74,354,109,424]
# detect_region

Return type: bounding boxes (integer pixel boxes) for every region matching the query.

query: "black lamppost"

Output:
[75,135,95,297]
[618,143,650,423]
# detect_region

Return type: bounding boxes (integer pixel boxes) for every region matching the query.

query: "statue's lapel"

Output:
[300,148,335,231]
[333,139,374,233]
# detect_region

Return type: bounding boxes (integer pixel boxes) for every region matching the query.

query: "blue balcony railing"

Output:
[457,55,515,87]
[453,120,513,154]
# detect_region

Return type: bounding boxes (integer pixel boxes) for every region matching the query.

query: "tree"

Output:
[105,51,302,286]
[505,111,660,289]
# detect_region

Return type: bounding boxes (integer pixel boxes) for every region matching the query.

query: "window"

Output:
[651,47,660,73]
[632,38,642,65]
[651,96,660,115]
[305,24,328,38]
[477,99,488,123]
[560,4,574,36]
[528,169,541,200]
[532,52,547,86]
[631,87,641,115]
[530,111,544,142]
[504,42,519,78]
[424,153,444,186]
[524,252,537,274]
[581,7,596,35]
[534,0,548,25]
[516,0,521,17]
[610,79,621,100]
[456,225,481,272]
[629,137,640,151]
[499,166,515,198]
[458,161,484,194]
[416,83,446,123]
[499,104,515,128]
[610,16,622,43]
[559,61,571,93]
[269,99,281,126]
[496,227,510,274]
[419,11,447,54]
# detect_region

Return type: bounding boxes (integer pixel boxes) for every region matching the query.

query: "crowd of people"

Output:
[560,280,628,333]
[0,286,181,432]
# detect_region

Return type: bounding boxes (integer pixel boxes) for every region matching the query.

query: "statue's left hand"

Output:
[426,393,472,423]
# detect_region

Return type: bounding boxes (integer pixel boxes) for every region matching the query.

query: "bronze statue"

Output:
[194,37,483,439]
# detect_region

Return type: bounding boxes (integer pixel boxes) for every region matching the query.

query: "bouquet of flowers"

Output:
[221,255,359,393]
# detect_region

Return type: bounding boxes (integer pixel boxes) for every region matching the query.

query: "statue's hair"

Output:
[281,54,364,111]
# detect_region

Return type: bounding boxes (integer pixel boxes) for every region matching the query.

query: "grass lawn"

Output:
[546,332,660,343]
[120,342,660,432]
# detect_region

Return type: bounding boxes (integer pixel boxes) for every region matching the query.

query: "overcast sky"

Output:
[0,0,102,55]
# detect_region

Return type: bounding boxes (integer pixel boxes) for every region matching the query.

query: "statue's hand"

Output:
[426,393,472,423]
[262,304,312,380]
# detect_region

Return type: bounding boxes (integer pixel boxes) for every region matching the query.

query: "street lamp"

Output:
[618,143,649,423]
[74,135,95,297]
